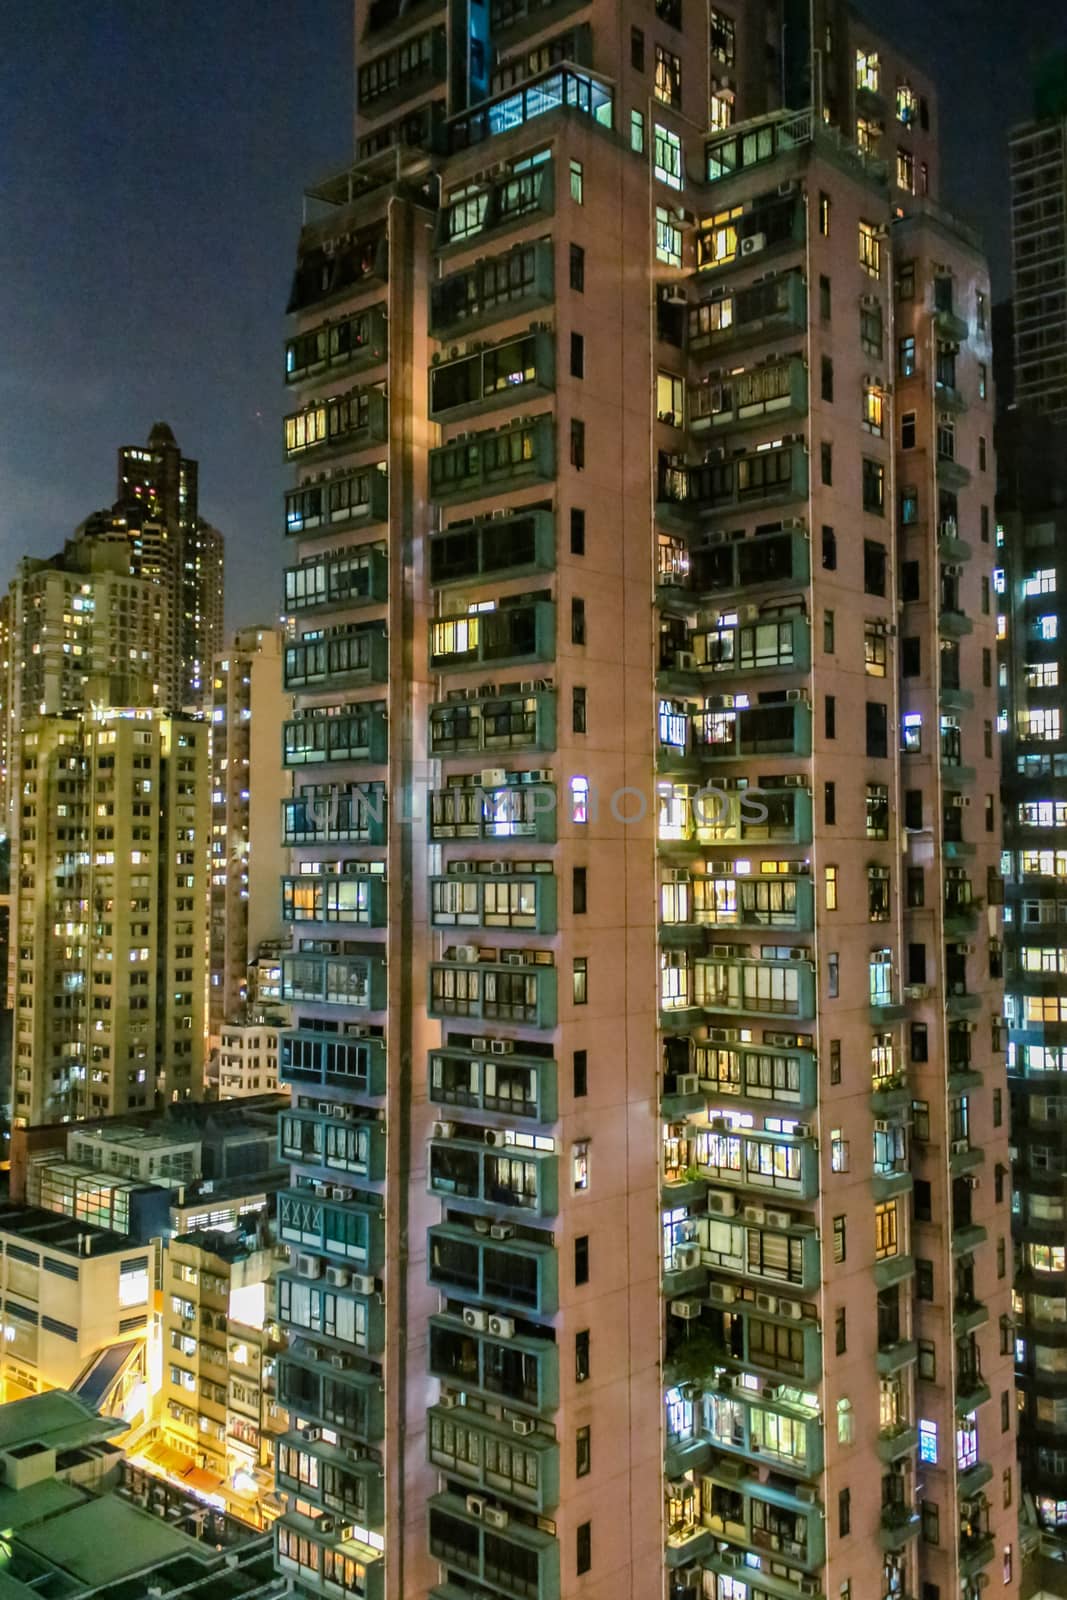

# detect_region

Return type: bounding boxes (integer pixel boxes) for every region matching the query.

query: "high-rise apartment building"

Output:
[209,627,290,1044]
[1008,55,1067,420]
[272,5,1017,1599]
[11,709,210,1125]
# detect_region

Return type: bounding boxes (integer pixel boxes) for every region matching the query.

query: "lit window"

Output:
[856,116,882,154]
[825,865,838,910]
[896,147,914,191]
[654,45,681,106]
[570,160,584,204]
[631,109,645,154]
[863,386,884,435]
[573,1140,590,1191]
[1024,568,1057,596]
[837,1398,853,1444]
[655,206,682,267]
[897,82,917,123]
[1040,614,1058,641]
[831,1129,849,1172]
[654,125,683,190]
[856,49,879,92]
[919,1419,938,1463]
[859,221,882,278]
[709,8,735,64]
[656,372,685,427]
[709,87,734,131]
[571,777,589,824]
[902,712,922,751]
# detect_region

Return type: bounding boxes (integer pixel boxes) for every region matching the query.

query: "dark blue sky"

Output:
[0,1,1064,632]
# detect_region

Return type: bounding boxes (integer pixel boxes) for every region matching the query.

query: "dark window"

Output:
[980,504,990,543]
[577,1522,592,1575]
[821,356,834,402]
[570,507,586,555]
[573,866,587,914]
[904,789,923,830]
[993,1088,1002,1127]
[576,1424,591,1476]
[863,457,885,513]
[902,636,920,676]
[570,418,585,468]
[819,274,831,319]
[573,686,587,733]
[570,244,585,291]
[995,1163,1005,1203]
[901,560,920,601]
[822,525,837,570]
[825,695,836,739]
[830,1039,841,1084]
[833,1215,846,1262]
[864,540,887,595]
[839,1486,851,1535]
[631,26,644,69]
[985,793,995,833]
[835,1307,847,1355]
[901,410,916,448]
[914,1179,932,1221]
[571,597,586,645]
[981,576,990,614]
[573,1049,588,1097]
[824,781,836,825]
[1001,1390,1010,1431]
[900,484,918,523]
[907,942,926,984]
[576,1329,590,1381]
[911,1022,928,1062]
[575,1235,589,1285]
[570,332,585,378]
[821,441,833,484]
[866,701,888,758]
[907,867,924,906]
[921,1502,939,1545]
[916,1259,934,1299]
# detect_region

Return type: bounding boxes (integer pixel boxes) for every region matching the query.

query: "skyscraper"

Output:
[1008,52,1067,420]
[273,6,1018,1598]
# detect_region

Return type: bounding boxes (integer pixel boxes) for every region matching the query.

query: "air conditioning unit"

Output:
[675,651,696,671]
[456,945,480,962]
[793,1123,812,1139]
[330,1353,350,1370]
[484,1128,508,1147]
[674,1072,699,1096]
[484,1506,510,1530]
[481,769,506,787]
[438,1391,459,1409]
[490,1223,514,1240]
[318,1516,336,1535]
[874,1119,890,1133]
[707,1190,736,1217]
[313,1180,330,1198]
[765,1209,792,1229]
[780,1299,804,1321]
[468,1037,489,1054]
[674,1243,701,1271]
[331,1186,348,1201]
[785,688,807,703]
[301,1426,320,1442]
[297,1254,322,1279]
[743,1204,766,1224]
[452,861,476,874]
[346,1024,371,1038]
[670,1298,704,1320]
[489,1315,516,1338]
[489,861,509,875]
[490,1039,514,1055]
[755,1292,777,1312]
[351,1274,377,1295]
[474,1218,492,1235]
[466,1494,486,1519]
[513,1417,535,1436]
[433,1121,456,1140]
[800,1581,820,1598]
[326,1265,350,1288]
[951,1138,970,1154]
[740,233,767,256]
[794,1483,818,1503]
[501,951,526,966]
[708,1282,737,1305]
[463,1307,489,1332]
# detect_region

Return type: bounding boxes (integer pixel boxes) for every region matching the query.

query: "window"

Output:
[867,701,889,758]
[917,1259,934,1300]
[901,636,920,676]
[830,1040,841,1084]
[979,363,988,400]
[569,243,585,291]
[863,458,885,513]
[572,687,587,733]
[631,109,646,154]
[820,441,833,485]
[921,1502,939,1545]
[897,81,917,123]
[875,1200,898,1258]
[577,1522,591,1575]
[861,299,882,355]
[576,1329,590,1381]
[572,1140,590,1190]
[571,776,589,822]
[868,865,890,920]
[825,865,838,909]
[900,484,918,523]
[907,867,924,907]
[904,790,922,831]
[993,1088,1002,1127]
[572,865,588,915]
[837,1398,853,1444]
[896,259,915,299]
[709,86,733,130]
[859,220,882,277]
[570,160,584,204]
[710,7,735,64]
[576,1425,591,1477]
[901,410,916,449]
[654,204,680,264]
[979,434,987,471]
[864,386,884,436]
[824,609,835,652]
[902,560,920,601]
[573,958,588,1005]
[819,191,831,236]
[825,694,836,740]
[630,26,644,69]
[977,290,987,331]
[1003,1545,1012,1585]
[575,1235,589,1285]
[828,952,839,998]
[864,540,887,595]
[833,1215,846,1262]
[821,356,834,402]
[570,507,585,555]
[656,371,684,427]
[571,597,586,645]
[822,525,837,570]
[856,48,879,91]
[573,1049,587,1097]
[897,147,914,191]
[835,1308,847,1355]
[899,336,916,378]
[918,1340,936,1380]
[570,332,585,378]
[866,783,889,838]
[819,274,831,320]
[919,1418,938,1463]
[839,1485,851,1534]
[824,781,836,826]
[654,45,681,106]
[570,418,585,468]
[654,125,683,189]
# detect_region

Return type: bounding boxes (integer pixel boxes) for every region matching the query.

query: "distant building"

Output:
[1009,53,1067,419]
[215,1011,285,1099]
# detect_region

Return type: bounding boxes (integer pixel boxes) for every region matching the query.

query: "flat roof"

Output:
[16,1493,205,1587]
[0,1389,121,1453]
[0,1202,139,1258]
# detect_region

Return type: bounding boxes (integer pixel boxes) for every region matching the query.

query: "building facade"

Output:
[272,4,1018,1599]
[11,709,210,1125]
[1008,57,1067,421]
[215,1012,285,1098]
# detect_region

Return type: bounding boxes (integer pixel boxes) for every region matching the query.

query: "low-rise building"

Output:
[215,1010,285,1098]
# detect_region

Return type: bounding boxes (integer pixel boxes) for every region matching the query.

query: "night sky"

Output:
[2,1,1065,632]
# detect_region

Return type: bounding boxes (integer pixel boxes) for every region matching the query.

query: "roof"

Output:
[0,1203,138,1259]
[16,1493,203,1587]
[70,1340,141,1411]
[0,1389,121,1454]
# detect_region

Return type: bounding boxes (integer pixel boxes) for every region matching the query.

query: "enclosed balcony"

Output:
[430,870,557,934]
[429,687,556,756]
[279,1187,384,1272]
[428,1490,560,1600]
[429,600,555,673]
[286,223,387,317]
[663,869,813,934]
[695,1206,821,1295]
[689,355,807,434]
[694,192,806,275]
[278,1346,384,1443]
[696,1384,823,1477]
[429,953,557,1028]
[691,700,812,762]
[285,467,388,539]
[696,950,815,1023]
[284,546,388,613]
[689,527,810,596]
[284,387,388,461]
[356,22,447,114]
[429,329,554,423]
[430,1043,557,1123]
[709,1294,823,1383]
[685,612,811,679]
[427,1403,560,1513]
[658,442,808,520]
[275,1511,384,1600]
[657,783,812,849]
[431,240,555,340]
[275,1430,385,1526]
[285,304,389,386]
[688,269,806,357]
[428,1133,558,1217]
[430,508,554,587]
[280,1029,387,1098]
[279,1107,386,1182]
[283,704,388,768]
[428,1221,558,1316]
[428,1312,559,1414]
[283,783,388,847]
[489,0,589,43]
[429,774,557,843]
[446,63,612,153]
[692,1039,817,1110]
[281,950,387,1011]
[285,623,388,692]
[430,414,555,504]
[277,1269,385,1356]
[282,871,388,928]
[688,1119,819,1199]
[438,159,555,251]
[700,1470,826,1572]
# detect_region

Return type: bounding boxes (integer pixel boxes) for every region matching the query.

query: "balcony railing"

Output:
[428,687,556,755]
[280,1029,387,1098]
[427,1403,560,1513]
[279,1187,384,1271]
[279,1108,387,1181]
[430,507,554,587]
[688,269,806,356]
[438,159,555,250]
[282,872,388,928]
[429,600,555,673]
[281,950,387,1011]
[284,625,389,691]
[286,304,388,386]
[283,704,388,768]
[428,953,558,1027]
[285,468,388,539]
[284,545,388,612]
[431,239,555,339]
[429,774,557,843]
[428,1220,559,1315]
[689,355,807,433]
[429,1312,560,1414]
[429,1043,557,1122]
[429,329,554,423]
[429,414,555,503]
[282,784,388,847]
[277,1347,384,1443]
[428,1134,559,1216]
[428,1491,560,1600]
[446,64,612,152]
[430,869,557,934]
[658,444,808,517]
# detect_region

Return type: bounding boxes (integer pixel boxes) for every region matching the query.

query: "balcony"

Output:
[285,624,388,692]
[877,1422,918,1465]
[278,1346,384,1443]
[956,1366,991,1412]
[696,1386,823,1477]
[429,1312,559,1414]
[692,1042,818,1113]
[429,774,557,844]
[279,1108,387,1182]
[279,1187,385,1272]
[694,529,811,600]
[283,784,388,847]
[695,952,816,1024]
[427,1403,560,1512]
[685,700,811,764]
[704,106,888,191]
[429,329,554,423]
[663,871,814,936]
[275,1430,385,1526]
[285,304,389,386]
[430,870,557,934]
[870,1076,910,1117]
[959,1531,996,1578]
[428,1491,560,1600]
[446,63,612,153]
[429,600,555,674]
[285,467,388,539]
[280,1029,387,1098]
[689,1120,819,1200]
[430,414,555,505]
[679,613,811,681]
[356,23,447,114]
[429,687,556,756]
[284,387,389,461]
[281,950,387,1012]
[283,704,388,768]
[430,508,554,587]
[429,953,557,1028]
[284,546,388,613]
[694,193,806,276]
[689,355,807,435]
[429,1044,557,1123]
[696,1212,821,1298]
[428,1134,558,1217]
[428,1221,558,1315]
[275,1511,384,1600]
[876,1338,918,1377]
[277,1269,385,1356]
[430,239,555,340]
[934,306,970,343]
[282,872,388,928]
[688,268,806,357]
[438,160,555,251]
[657,784,812,850]
[658,443,808,523]
[936,452,972,490]
[937,521,972,562]
[953,1296,989,1336]
[286,223,387,317]
[938,606,974,640]
[879,1504,921,1550]
[489,0,590,44]
[699,1468,826,1571]
[949,1140,984,1178]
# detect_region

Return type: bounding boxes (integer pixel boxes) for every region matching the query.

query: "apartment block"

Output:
[272,4,1017,1599]
[210,626,291,1044]
[215,1011,285,1098]
[11,709,210,1125]
[1008,58,1067,421]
